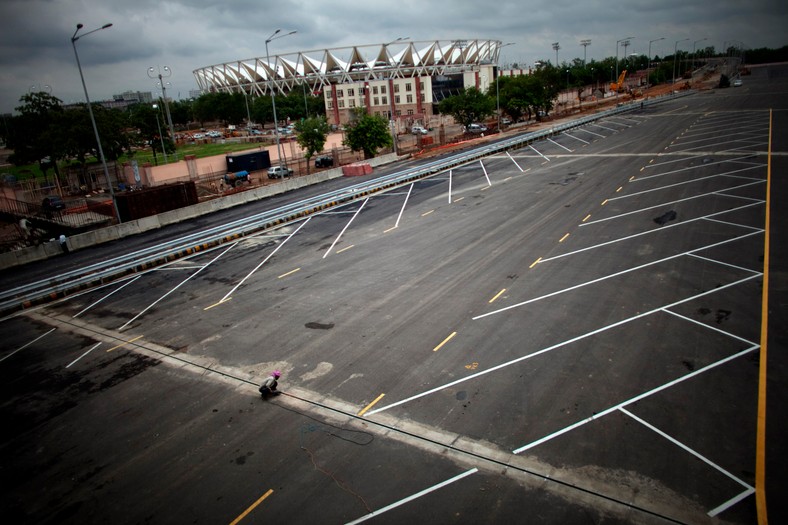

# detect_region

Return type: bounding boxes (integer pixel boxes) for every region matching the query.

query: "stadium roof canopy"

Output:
[193,39,503,97]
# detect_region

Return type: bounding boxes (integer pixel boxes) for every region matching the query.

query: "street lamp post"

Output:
[384,37,408,154]
[615,37,634,83]
[692,38,708,76]
[147,66,176,144]
[152,104,168,164]
[672,38,690,87]
[71,22,121,222]
[552,42,560,65]
[266,29,297,168]
[580,39,591,66]
[648,37,665,72]
[496,42,515,132]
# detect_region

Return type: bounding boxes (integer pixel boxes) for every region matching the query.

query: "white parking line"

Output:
[547,138,572,152]
[72,275,142,318]
[0,327,56,364]
[619,407,754,492]
[121,242,239,330]
[366,274,760,417]
[562,131,589,144]
[479,160,492,186]
[323,199,368,258]
[610,167,764,201]
[512,344,759,454]
[65,342,102,368]
[506,151,525,172]
[345,468,478,524]
[529,144,550,161]
[639,156,764,176]
[551,203,763,262]
[574,127,605,138]
[580,180,764,226]
[474,231,762,320]
[589,123,617,132]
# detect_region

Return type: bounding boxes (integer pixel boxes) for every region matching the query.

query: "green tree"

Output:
[343,109,393,160]
[6,91,66,187]
[437,87,495,129]
[128,103,175,165]
[294,116,331,173]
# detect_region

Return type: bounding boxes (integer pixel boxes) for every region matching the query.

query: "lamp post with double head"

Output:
[71,22,121,222]
[147,66,175,143]
[266,29,297,168]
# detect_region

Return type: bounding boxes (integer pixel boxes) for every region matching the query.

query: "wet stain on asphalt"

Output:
[305,322,334,330]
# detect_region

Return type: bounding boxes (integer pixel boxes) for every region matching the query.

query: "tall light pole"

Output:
[384,37,408,154]
[496,42,515,132]
[580,39,591,66]
[552,42,560,65]
[147,66,175,143]
[673,38,689,86]
[615,37,634,83]
[265,29,297,168]
[71,22,121,222]
[692,38,708,75]
[648,37,665,71]
[152,104,168,164]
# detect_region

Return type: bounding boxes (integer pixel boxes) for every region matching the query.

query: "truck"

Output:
[610,70,627,93]
[223,170,250,187]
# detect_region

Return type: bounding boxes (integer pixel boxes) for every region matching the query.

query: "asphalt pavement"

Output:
[1,65,786,525]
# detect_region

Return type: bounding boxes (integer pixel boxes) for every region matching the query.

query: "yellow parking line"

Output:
[229,489,274,525]
[106,335,143,353]
[529,257,542,269]
[582,214,592,222]
[755,109,772,525]
[421,210,435,217]
[337,245,354,254]
[358,393,386,416]
[433,331,457,352]
[559,233,570,243]
[278,268,300,279]
[384,226,397,233]
[489,289,506,303]
[204,297,231,311]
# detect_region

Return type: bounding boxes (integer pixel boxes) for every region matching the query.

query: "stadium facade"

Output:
[193,39,504,129]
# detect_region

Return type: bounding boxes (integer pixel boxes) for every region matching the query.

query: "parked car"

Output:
[267,165,293,179]
[315,156,334,168]
[733,78,742,87]
[41,195,66,211]
[466,123,488,133]
[411,125,429,135]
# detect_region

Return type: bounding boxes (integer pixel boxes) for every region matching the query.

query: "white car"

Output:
[411,125,428,135]
[267,165,293,179]
[733,78,742,87]
[466,123,488,133]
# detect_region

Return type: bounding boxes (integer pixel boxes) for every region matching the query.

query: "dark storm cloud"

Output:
[0,0,785,113]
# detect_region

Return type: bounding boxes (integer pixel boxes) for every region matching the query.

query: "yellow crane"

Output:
[610,70,627,92]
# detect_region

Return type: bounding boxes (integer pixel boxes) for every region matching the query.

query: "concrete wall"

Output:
[0,152,399,271]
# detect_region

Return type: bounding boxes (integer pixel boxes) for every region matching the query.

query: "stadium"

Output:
[193,39,504,129]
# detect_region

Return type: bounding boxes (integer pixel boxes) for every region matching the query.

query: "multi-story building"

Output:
[193,39,503,129]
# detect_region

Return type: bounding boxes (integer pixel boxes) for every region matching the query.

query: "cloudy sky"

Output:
[1,0,785,114]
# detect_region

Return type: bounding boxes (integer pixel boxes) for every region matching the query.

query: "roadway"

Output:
[1,65,786,524]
